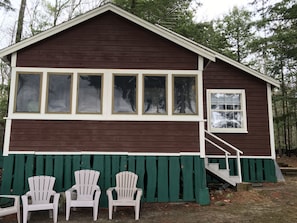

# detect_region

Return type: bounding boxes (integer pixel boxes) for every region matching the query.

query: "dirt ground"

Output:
[2,156,297,223]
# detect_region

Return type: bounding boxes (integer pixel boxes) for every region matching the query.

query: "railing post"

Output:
[236,151,242,182]
[225,154,230,172]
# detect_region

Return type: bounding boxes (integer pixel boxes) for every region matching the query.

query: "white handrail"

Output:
[205,130,243,154]
[205,130,243,182]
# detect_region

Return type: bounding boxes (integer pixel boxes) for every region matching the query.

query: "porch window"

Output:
[77,74,102,113]
[207,89,247,133]
[113,74,137,113]
[143,75,167,114]
[15,73,41,112]
[173,76,197,114]
[47,73,72,113]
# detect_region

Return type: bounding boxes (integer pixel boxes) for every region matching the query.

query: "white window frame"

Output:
[207,89,248,133]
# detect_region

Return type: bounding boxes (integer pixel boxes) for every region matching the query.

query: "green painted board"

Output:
[135,156,145,194]
[111,156,120,182]
[249,159,256,182]
[181,156,194,201]
[72,155,81,172]
[25,155,34,191]
[93,155,107,207]
[256,159,264,182]
[13,155,25,195]
[64,155,72,190]
[242,159,250,182]
[45,155,54,176]
[36,155,44,175]
[128,156,135,172]
[1,155,14,194]
[104,156,112,188]
[157,156,169,202]
[81,155,91,169]
[120,155,128,171]
[264,159,276,182]
[146,156,157,202]
[169,156,180,202]
[54,155,64,192]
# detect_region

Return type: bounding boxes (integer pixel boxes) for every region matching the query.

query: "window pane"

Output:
[174,76,196,114]
[47,74,71,113]
[113,75,136,113]
[16,74,41,112]
[211,111,242,128]
[144,76,166,114]
[78,75,101,113]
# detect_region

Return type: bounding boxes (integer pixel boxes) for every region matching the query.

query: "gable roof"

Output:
[0,3,279,87]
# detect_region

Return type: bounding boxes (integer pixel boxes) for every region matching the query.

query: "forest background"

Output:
[0,0,296,155]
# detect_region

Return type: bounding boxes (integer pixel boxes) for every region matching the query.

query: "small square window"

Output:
[207,89,247,133]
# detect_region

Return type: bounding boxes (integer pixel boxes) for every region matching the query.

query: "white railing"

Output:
[205,130,243,182]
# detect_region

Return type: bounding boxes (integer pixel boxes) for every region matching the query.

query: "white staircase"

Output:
[205,158,241,186]
[205,130,243,186]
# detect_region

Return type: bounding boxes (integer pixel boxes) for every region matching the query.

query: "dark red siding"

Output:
[10,120,200,153]
[16,11,198,70]
[204,59,271,156]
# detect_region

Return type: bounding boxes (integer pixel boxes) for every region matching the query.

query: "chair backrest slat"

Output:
[74,170,100,199]
[28,176,56,204]
[115,171,138,200]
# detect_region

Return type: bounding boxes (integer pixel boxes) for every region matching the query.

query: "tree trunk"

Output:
[15,0,27,43]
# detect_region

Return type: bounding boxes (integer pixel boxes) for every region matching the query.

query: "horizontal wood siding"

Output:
[204,60,271,156]
[16,12,198,70]
[10,120,200,153]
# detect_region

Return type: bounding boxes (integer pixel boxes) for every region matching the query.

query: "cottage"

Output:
[0,3,279,206]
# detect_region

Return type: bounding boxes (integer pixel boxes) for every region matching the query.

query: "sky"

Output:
[0,0,253,49]
[196,0,253,21]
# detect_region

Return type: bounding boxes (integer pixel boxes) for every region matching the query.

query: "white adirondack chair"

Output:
[65,169,101,221]
[0,195,21,223]
[22,176,60,223]
[106,171,143,220]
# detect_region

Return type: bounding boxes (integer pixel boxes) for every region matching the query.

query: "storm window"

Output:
[207,89,247,133]
[143,75,167,114]
[15,73,41,113]
[173,76,197,114]
[77,74,102,113]
[113,74,137,113]
[47,73,72,113]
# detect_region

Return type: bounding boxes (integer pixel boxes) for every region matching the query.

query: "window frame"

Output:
[172,74,198,115]
[14,72,42,113]
[76,73,103,114]
[142,74,168,115]
[46,72,73,114]
[112,73,138,114]
[207,89,248,133]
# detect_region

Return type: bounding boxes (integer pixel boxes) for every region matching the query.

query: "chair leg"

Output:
[53,206,58,223]
[135,203,140,220]
[93,205,98,221]
[23,210,28,223]
[66,203,71,221]
[108,204,113,219]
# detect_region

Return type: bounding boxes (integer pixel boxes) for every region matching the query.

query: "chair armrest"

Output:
[0,195,19,208]
[135,188,143,201]
[65,187,76,201]
[106,187,116,200]
[53,193,60,206]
